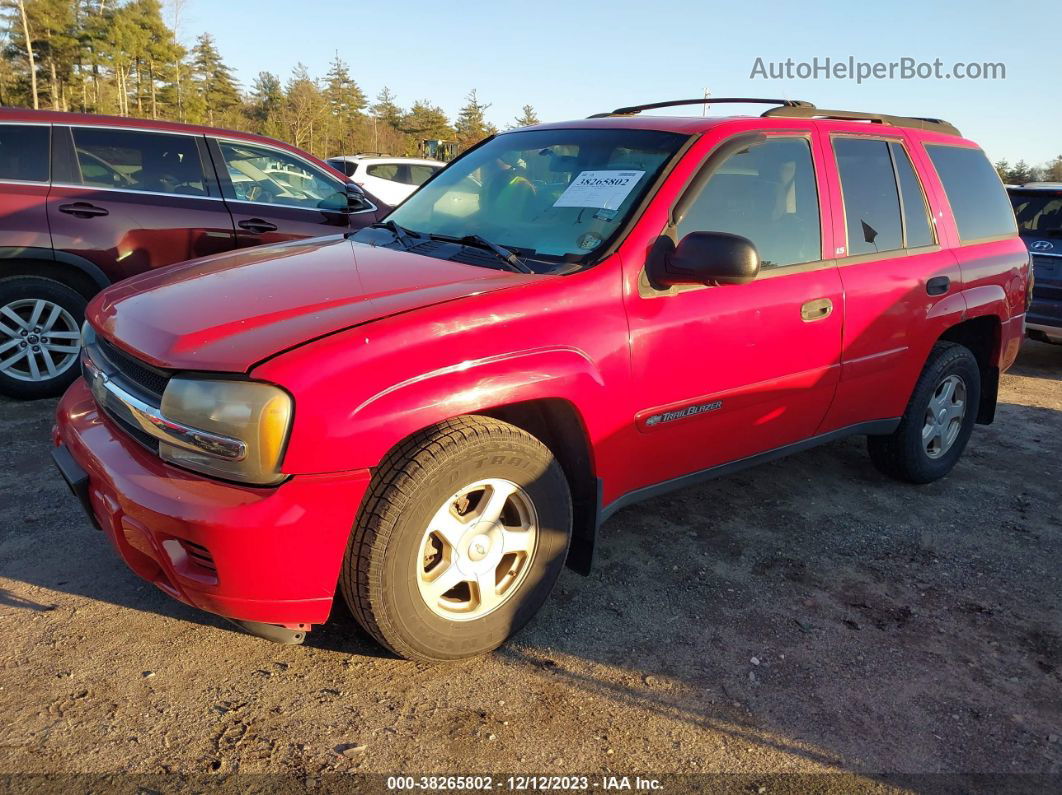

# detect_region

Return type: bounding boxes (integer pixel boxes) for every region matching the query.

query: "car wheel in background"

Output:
[0,276,85,400]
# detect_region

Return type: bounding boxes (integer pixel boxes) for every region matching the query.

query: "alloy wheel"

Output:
[0,299,81,383]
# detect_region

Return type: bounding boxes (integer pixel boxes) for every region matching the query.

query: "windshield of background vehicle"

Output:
[386,128,688,266]
[1010,190,1062,236]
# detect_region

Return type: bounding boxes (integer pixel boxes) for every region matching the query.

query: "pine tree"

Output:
[322,54,366,156]
[371,86,403,129]
[6,0,42,109]
[1010,160,1034,185]
[454,88,491,151]
[323,54,365,120]
[281,63,326,153]
[1043,155,1062,183]
[124,0,180,119]
[25,0,76,111]
[190,33,239,125]
[402,99,453,142]
[513,104,539,128]
[248,71,282,121]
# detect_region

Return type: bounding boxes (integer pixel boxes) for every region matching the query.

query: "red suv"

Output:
[51,99,1029,661]
[0,109,385,399]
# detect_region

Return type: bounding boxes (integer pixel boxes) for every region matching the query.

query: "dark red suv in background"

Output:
[0,109,386,398]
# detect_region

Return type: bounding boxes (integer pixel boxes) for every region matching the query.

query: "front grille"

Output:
[82,335,170,454]
[105,407,160,454]
[94,337,171,400]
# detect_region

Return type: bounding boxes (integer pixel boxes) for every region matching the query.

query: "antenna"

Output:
[702,88,710,117]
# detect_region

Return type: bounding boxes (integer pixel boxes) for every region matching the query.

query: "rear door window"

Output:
[366,163,401,181]
[677,136,821,268]
[71,127,206,195]
[890,142,934,248]
[925,144,1017,242]
[834,138,903,256]
[0,124,50,182]
[407,164,439,186]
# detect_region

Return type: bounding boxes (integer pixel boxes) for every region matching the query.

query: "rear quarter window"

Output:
[926,144,1017,242]
[0,124,49,182]
[366,163,400,181]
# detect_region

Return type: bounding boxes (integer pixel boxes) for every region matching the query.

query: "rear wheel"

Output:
[0,277,86,400]
[867,342,981,484]
[340,416,572,662]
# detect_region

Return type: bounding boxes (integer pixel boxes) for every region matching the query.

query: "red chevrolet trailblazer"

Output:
[52,99,1029,662]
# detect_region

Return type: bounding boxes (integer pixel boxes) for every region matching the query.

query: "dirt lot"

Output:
[0,342,1059,789]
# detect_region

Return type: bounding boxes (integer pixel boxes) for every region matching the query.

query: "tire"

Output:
[340,416,572,662]
[0,276,87,400]
[867,342,981,484]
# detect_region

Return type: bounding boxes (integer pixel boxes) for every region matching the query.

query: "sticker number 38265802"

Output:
[552,170,645,210]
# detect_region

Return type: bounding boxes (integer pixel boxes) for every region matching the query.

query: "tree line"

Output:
[995,157,1062,186]
[0,0,542,159]
[3,2,1058,173]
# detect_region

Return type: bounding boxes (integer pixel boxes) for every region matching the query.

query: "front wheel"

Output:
[340,416,572,662]
[867,341,981,484]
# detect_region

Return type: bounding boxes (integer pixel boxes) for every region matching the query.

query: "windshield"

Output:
[1010,190,1062,236]
[385,128,688,266]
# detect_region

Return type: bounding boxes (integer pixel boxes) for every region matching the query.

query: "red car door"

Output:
[208,137,381,247]
[46,125,236,282]
[816,130,965,433]
[620,130,844,496]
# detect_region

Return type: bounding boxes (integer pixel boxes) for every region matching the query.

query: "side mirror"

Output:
[659,231,760,287]
[343,183,373,213]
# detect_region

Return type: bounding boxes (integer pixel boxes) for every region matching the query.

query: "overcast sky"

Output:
[186,0,1060,166]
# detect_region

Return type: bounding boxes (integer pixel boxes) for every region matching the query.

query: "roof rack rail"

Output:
[587,98,813,119]
[761,105,961,137]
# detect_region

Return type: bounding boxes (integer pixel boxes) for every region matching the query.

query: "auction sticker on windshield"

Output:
[553,170,645,210]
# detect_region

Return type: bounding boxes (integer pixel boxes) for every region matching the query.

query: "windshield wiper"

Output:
[369,220,419,250]
[428,233,534,274]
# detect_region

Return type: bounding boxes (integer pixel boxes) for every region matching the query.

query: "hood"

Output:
[90,236,534,371]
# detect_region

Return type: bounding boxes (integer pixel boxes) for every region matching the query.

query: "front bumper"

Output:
[52,378,371,629]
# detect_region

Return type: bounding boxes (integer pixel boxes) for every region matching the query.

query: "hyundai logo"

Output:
[1031,240,1055,251]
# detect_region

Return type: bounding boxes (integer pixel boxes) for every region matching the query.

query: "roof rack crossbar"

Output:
[587,97,813,119]
[761,105,961,137]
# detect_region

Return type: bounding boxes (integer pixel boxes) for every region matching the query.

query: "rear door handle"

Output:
[58,202,109,218]
[800,297,833,322]
[926,276,951,296]
[238,218,278,234]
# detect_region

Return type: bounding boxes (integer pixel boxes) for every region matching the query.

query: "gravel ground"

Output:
[0,342,1059,789]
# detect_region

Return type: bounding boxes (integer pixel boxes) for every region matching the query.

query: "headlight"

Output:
[158,378,293,485]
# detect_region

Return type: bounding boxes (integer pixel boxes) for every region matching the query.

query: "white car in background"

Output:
[326,155,445,206]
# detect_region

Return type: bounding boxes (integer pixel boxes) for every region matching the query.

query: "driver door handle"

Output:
[800,297,833,322]
[58,202,109,218]
[238,218,278,234]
